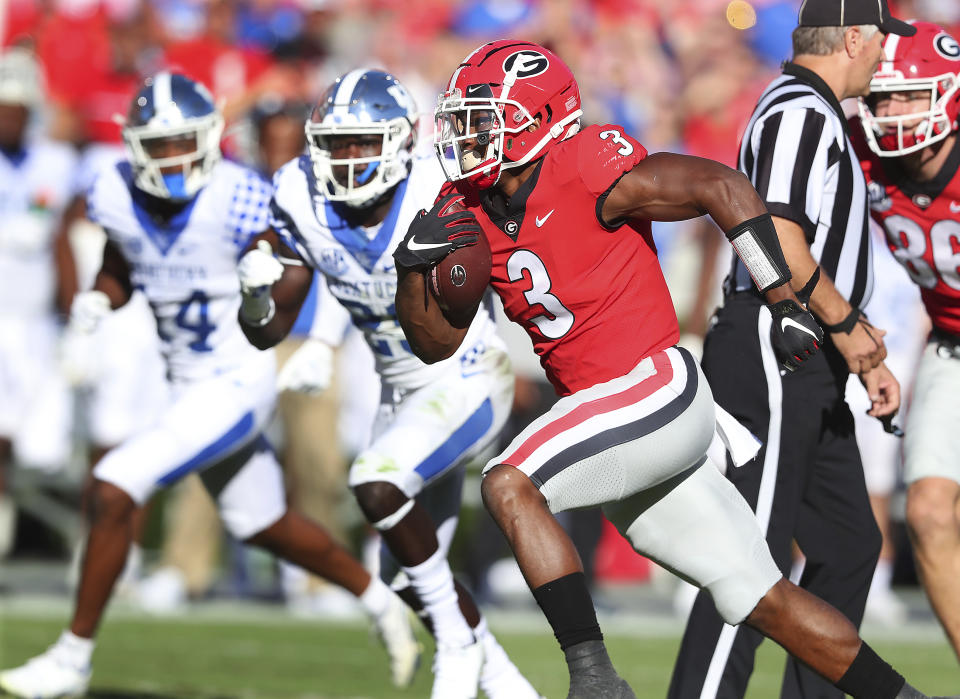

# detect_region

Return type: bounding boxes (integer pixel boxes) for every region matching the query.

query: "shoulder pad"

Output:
[574,124,648,196]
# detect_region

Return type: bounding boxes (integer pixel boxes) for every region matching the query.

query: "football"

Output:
[429,225,491,327]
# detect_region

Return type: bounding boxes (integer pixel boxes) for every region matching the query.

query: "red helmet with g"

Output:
[434,40,582,189]
[859,21,960,157]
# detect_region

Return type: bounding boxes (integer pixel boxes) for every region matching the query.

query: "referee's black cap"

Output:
[797,0,916,36]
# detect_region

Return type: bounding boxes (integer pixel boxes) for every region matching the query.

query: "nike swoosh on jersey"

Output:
[781,317,820,341]
[536,210,555,227]
[407,238,450,251]
[950,201,960,213]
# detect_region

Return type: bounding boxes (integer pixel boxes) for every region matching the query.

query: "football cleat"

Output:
[371,592,422,688]
[564,640,637,699]
[479,631,544,699]
[566,674,637,699]
[896,682,960,698]
[0,645,91,699]
[430,639,484,699]
[480,659,544,699]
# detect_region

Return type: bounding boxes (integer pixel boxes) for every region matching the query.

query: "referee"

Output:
[669,1,911,697]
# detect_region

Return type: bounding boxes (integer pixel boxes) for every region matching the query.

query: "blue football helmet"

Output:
[122,72,224,201]
[305,69,418,208]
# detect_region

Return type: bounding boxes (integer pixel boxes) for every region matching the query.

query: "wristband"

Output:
[820,306,860,334]
[240,296,276,327]
[725,214,791,292]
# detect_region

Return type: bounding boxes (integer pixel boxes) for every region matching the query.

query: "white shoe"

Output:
[479,641,543,699]
[135,566,187,615]
[372,593,421,688]
[289,585,363,620]
[480,663,543,699]
[431,640,484,699]
[0,645,91,698]
[864,587,908,627]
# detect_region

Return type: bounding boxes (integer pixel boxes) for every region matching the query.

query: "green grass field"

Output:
[2,605,958,698]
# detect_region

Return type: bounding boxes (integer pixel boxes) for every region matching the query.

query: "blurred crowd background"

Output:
[3,0,959,623]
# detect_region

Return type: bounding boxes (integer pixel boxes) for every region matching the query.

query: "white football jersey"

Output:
[0,140,78,317]
[87,159,274,383]
[270,154,502,391]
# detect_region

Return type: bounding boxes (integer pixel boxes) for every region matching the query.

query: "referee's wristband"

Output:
[820,306,861,334]
[725,214,791,293]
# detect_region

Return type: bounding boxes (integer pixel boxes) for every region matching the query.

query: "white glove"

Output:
[238,240,284,326]
[277,340,334,395]
[68,290,112,333]
[59,290,111,385]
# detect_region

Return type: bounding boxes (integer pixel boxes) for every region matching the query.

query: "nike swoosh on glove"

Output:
[393,192,480,271]
[768,299,823,372]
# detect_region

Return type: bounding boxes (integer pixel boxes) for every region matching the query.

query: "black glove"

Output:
[393,193,480,271]
[768,299,823,372]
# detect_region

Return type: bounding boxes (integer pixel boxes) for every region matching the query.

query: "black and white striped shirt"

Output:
[726,62,873,309]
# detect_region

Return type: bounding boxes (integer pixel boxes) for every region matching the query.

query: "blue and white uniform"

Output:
[72,143,168,448]
[271,154,514,567]
[86,159,284,538]
[0,137,77,467]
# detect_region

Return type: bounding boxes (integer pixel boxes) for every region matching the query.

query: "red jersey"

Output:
[850,120,960,335]
[451,124,679,396]
[164,38,272,103]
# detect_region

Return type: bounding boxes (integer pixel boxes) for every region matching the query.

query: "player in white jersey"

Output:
[62,142,169,459]
[0,47,78,558]
[0,73,418,699]
[236,69,540,699]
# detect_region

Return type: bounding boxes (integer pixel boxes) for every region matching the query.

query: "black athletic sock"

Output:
[835,642,906,699]
[531,572,603,650]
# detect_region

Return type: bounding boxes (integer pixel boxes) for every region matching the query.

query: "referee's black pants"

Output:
[668,292,881,699]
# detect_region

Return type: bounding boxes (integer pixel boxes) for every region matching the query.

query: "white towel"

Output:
[711,403,761,470]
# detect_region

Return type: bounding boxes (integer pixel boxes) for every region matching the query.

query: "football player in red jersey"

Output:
[856,20,960,661]
[394,40,946,699]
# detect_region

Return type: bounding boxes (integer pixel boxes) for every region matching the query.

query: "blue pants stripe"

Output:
[157,411,256,486]
[414,398,494,481]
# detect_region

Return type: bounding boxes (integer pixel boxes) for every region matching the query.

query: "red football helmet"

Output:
[859,21,960,157]
[434,40,583,189]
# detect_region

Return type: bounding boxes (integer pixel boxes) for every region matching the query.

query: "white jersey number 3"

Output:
[599,129,634,156]
[507,249,574,339]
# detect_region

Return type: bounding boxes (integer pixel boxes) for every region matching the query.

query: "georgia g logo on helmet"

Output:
[503,51,549,79]
[934,33,960,61]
